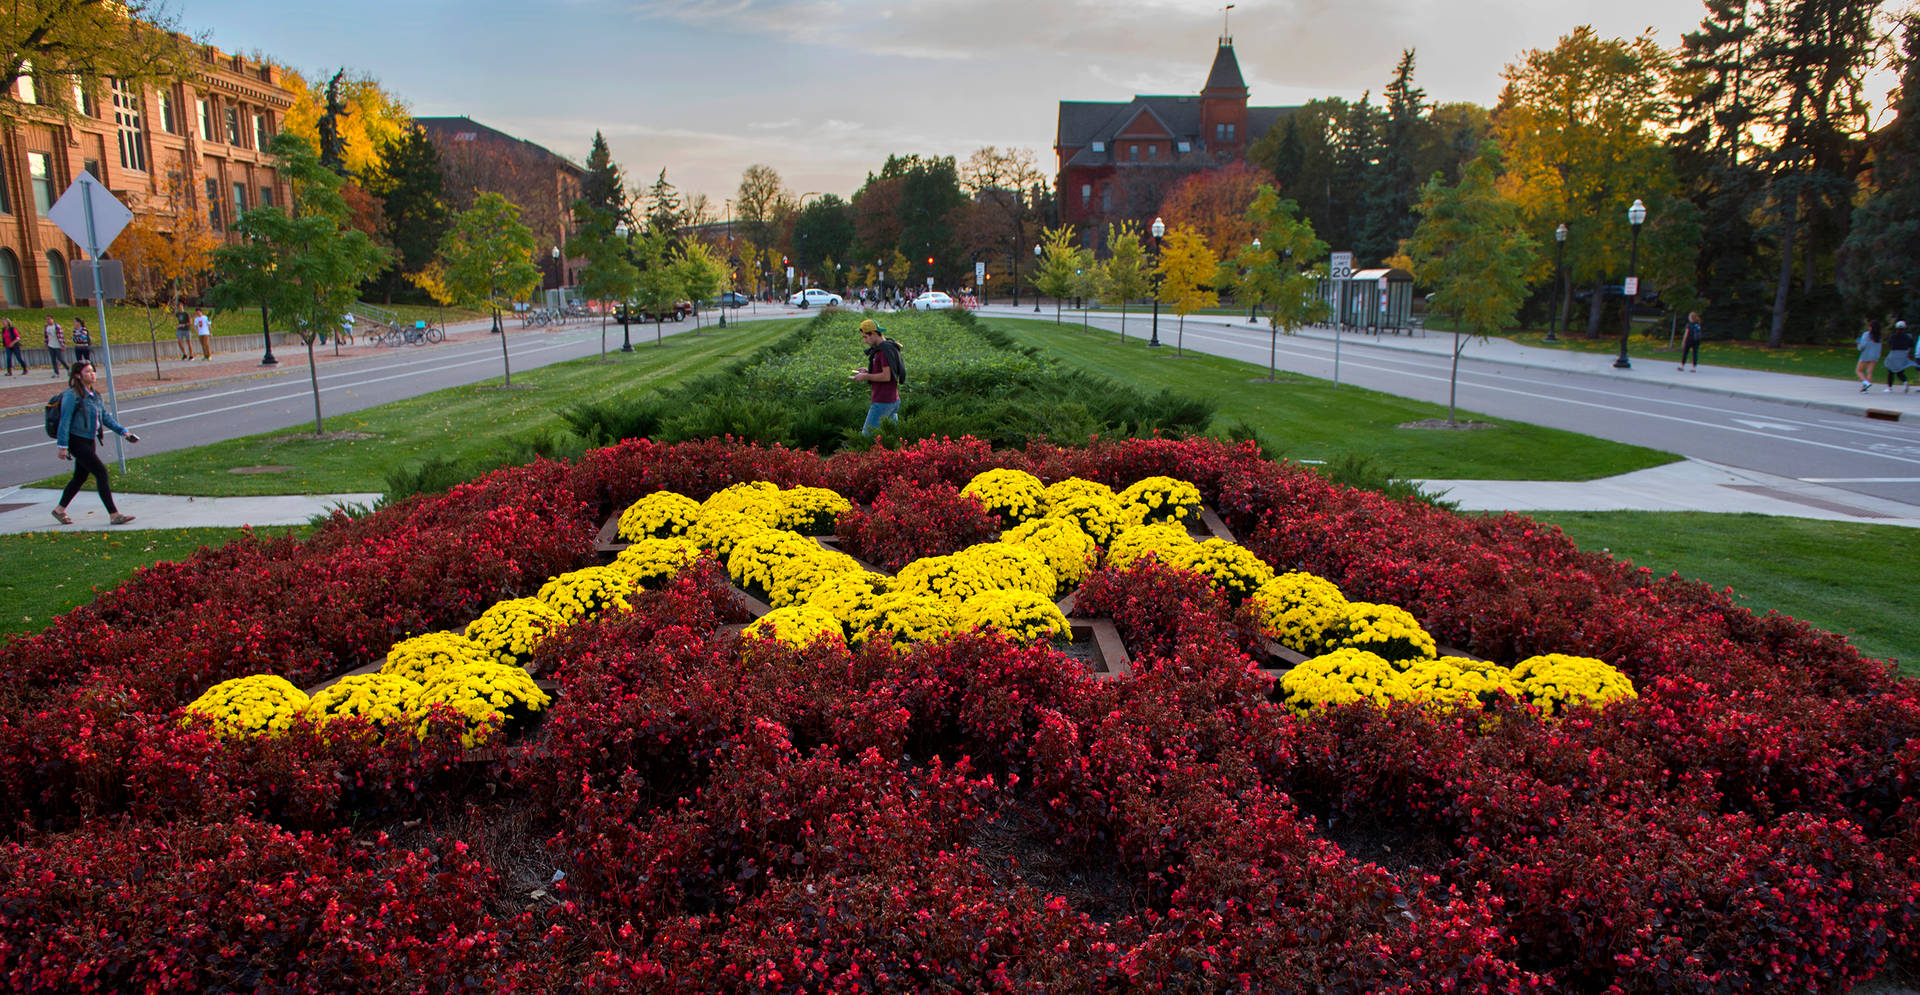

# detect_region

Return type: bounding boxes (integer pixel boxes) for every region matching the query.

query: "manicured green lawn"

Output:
[985,316,1678,481]
[39,320,800,496]
[0,526,305,641]
[1419,315,1861,378]
[1528,511,1913,673]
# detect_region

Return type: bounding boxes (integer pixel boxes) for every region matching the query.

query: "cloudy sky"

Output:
[179,0,1899,207]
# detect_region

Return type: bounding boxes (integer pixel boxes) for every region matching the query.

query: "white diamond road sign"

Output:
[49,171,132,255]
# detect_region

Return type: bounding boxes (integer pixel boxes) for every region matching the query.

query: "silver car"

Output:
[788,288,843,308]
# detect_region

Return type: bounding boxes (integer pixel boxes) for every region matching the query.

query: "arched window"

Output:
[45,249,69,305]
[0,250,19,306]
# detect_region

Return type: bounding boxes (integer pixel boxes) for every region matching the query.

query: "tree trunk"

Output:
[495,306,512,386]
[1585,280,1606,338]
[1449,329,1463,424]
[1769,191,1796,349]
[1118,303,1127,341]
[143,304,163,381]
[600,307,608,361]
[307,338,324,434]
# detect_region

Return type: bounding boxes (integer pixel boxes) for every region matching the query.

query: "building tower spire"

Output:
[1222,3,1235,45]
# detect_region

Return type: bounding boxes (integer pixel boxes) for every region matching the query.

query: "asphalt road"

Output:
[6,302,1918,512]
[981,307,1920,509]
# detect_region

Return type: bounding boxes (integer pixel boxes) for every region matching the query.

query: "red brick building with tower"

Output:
[1053,37,1293,251]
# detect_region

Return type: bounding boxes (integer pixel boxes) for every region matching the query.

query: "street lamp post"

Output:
[1614,199,1645,370]
[1547,223,1566,343]
[259,287,277,366]
[1147,216,1165,347]
[615,221,634,352]
[551,246,561,309]
[1248,237,1261,324]
[1032,244,1042,312]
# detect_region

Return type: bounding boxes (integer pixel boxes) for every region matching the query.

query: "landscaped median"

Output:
[0,435,1912,991]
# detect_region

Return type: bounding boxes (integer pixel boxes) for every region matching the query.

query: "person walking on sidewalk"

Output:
[43,317,67,377]
[174,308,192,360]
[192,308,212,359]
[1857,320,1884,391]
[1885,321,1916,393]
[70,318,91,364]
[51,361,139,526]
[2,318,26,376]
[1679,312,1704,371]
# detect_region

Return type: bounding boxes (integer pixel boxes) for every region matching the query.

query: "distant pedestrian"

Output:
[70,318,91,364]
[174,309,192,360]
[1857,320,1883,392]
[1678,311,1703,371]
[850,318,902,434]
[43,317,67,377]
[193,308,212,360]
[1885,321,1915,393]
[2,319,25,375]
[50,361,139,526]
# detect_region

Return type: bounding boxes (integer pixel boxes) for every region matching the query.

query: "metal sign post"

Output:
[1329,252,1354,388]
[48,173,133,470]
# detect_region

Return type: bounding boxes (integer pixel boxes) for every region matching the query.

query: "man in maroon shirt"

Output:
[851,319,901,434]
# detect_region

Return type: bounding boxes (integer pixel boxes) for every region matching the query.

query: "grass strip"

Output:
[44,320,799,497]
[0,526,306,642]
[1527,510,1914,674]
[985,316,1677,481]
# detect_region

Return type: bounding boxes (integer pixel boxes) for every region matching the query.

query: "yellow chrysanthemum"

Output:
[957,541,1059,598]
[764,546,864,608]
[743,604,848,649]
[893,554,1000,603]
[1399,657,1523,711]
[611,537,703,589]
[616,490,703,541]
[381,630,494,686]
[1044,490,1130,546]
[962,468,1050,526]
[700,481,786,525]
[1508,653,1637,716]
[1001,516,1097,590]
[182,675,311,739]
[463,597,568,668]
[1279,648,1413,717]
[1329,601,1437,664]
[305,672,422,731]
[804,571,890,632]
[535,565,637,623]
[1249,572,1350,655]
[410,661,552,749]
[1106,522,1200,571]
[1168,538,1275,603]
[1117,476,1204,526]
[953,588,1071,644]
[853,590,956,650]
[684,508,771,560]
[1043,477,1115,505]
[774,486,852,534]
[726,528,825,596]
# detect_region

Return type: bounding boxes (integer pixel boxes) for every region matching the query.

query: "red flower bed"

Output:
[0,436,1914,991]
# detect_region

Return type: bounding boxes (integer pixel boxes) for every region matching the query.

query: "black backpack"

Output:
[882,339,906,388]
[42,391,66,439]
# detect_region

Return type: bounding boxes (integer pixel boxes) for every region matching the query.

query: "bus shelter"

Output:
[1321,267,1415,333]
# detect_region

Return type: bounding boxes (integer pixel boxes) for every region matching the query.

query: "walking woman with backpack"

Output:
[50,361,140,525]
[2,319,25,375]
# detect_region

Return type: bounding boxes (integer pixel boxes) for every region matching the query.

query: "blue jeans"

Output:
[862,401,900,434]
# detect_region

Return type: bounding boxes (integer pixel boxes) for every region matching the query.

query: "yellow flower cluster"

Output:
[1117,476,1204,526]
[306,673,422,733]
[774,486,853,534]
[1107,522,1199,571]
[616,491,703,541]
[464,597,567,668]
[701,481,786,525]
[412,661,553,748]
[536,565,637,623]
[612,537,703,589]
[804,571,890,627]
[954,589,1071,644]
[1045,490,1131,546]
[958,541,1059,599]
[727,529,862,607]
[685,508,766,560]
[182,675,311,739]
[962,468,1049,526]
[1000,517,1097,589]
[1330,602,1438,663]
[1044,477,1115,505]
[1279,649,1412,716]
[894,554,1000,603]
[381,630,494,686]
[1249,572,1351,655]
[1507,654,1638,716]
[1169,538,1275,603]
[743,604,847,649]
[854,590,956,649]
[1400,657,1525,710]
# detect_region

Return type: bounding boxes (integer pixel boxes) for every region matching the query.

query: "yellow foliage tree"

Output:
[115,172,219,378]
[280,67,411,178]
[1155,225,1219,355]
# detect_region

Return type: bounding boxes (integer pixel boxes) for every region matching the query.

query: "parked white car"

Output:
[788,288,843,308]
[911,291,956,310]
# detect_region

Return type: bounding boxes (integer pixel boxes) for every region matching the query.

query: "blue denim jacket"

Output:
[56,388,127,448]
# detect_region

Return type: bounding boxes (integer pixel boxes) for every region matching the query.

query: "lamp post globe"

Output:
[1614,200,1646,370]
[1148,217,1165,347]
[1248,237,1261,324]
[1033,243,1043,311]
[1547,223,1567,342]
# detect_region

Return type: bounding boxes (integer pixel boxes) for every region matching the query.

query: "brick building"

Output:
[0,41,294,307]
[414,117,585,288]
[1054,38,1293,251]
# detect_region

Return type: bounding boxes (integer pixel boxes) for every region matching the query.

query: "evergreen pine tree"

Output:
[1838,14,1920,322]
[364,126,450,303]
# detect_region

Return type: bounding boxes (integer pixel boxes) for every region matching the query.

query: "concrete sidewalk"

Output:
[0,486,382,532]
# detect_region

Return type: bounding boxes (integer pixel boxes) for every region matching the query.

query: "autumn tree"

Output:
[1409,151,1538,423]
[1099,221,1152,340]
[210,134,391,432]
[960,146,1045,297]
[736,164,790,268]
[1157,163,1267,259]
[673,239,728,328]
[630,227,682,346]
[0,2,196,124]
[116,172,219,379]
[279,68,411,180]
[1232,187,1328,380]
[438,192,540,385]
[1156,225,1219,355]
[1033,225,1081,324]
